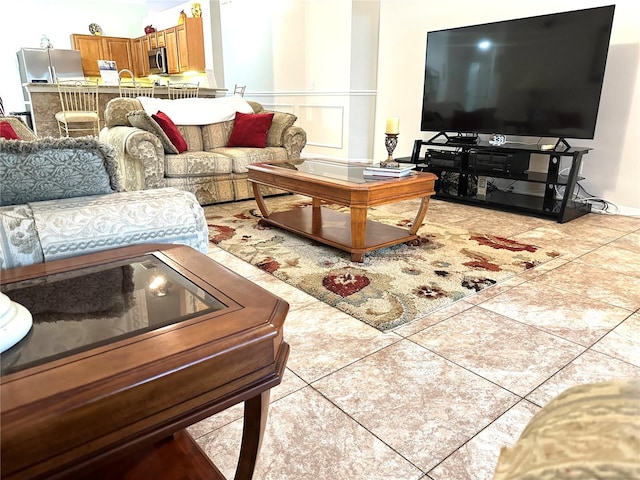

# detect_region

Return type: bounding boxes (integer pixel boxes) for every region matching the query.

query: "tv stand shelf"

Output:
[402,139,592,223]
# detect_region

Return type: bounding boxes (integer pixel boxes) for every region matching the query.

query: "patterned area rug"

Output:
[205,195,559,331]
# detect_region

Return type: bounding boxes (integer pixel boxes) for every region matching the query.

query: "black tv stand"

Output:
[405,138,592,223]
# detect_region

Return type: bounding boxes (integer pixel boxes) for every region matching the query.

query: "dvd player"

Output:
[468,150,530,174]
[427,149,465,169]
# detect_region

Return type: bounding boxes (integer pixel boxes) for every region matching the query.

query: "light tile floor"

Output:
[191,199,640,480]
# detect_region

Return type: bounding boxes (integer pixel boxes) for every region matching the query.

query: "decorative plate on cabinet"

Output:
[88,23,103,35]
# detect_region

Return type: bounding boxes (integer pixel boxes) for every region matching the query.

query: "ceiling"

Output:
[146,0,188,12]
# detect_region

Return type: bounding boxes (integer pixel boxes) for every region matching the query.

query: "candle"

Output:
[386,117,399,134]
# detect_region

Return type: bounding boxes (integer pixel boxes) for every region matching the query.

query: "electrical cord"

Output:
[559,182,620,214]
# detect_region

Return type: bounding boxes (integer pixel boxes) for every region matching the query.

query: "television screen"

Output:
[421,5,615,139]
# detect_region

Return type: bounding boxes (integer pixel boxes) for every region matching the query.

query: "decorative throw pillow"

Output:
[0,121,20,140]
[266,111,297,147]
[152,111,188,153]
[227,111,275,148]
[126,110,178,154]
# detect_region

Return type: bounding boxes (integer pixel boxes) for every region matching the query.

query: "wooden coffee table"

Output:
[248,160,437,262]
[0,244,289,480]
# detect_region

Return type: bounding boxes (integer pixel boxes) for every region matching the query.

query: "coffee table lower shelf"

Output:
[100,430,225,480]
[262,206,419,260]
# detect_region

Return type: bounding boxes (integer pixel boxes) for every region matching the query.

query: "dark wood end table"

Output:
[1,244,289,480]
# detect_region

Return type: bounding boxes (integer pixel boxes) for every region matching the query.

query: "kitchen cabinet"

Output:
[102,37,132,74]
[156,30,166,48]
[176,18,205,72]
[131,36,149,77]
[71,34,133,76]
[164,27,180,74]
[71,16,204,79]
[70,34,103,76]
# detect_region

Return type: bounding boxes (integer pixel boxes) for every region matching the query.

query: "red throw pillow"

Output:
[0,121,20,140]
[152,111,188,153]
[227,111,275,148]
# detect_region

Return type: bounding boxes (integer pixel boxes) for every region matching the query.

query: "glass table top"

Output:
[1,255,226,376]
[271,159,415,184]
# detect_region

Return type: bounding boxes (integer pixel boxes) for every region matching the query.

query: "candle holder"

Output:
[382,133,398,166]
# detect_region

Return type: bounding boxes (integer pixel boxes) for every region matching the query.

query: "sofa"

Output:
[98,95,307,205]
[492,380,640,479]
[0,133,209,270]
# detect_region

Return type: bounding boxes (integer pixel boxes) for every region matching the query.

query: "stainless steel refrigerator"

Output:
[16,48,84,99]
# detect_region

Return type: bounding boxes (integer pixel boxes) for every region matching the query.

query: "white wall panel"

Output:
[299,104,345,150]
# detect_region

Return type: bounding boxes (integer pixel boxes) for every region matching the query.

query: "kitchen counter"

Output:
[23,83,227,137]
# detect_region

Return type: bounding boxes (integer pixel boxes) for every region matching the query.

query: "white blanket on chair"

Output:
[137,94,254,125]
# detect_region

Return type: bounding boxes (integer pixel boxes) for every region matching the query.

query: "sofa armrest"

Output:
[99,126,167,191]
[0,116,37,140]
[282,126,307,160]
[27,188,209,265]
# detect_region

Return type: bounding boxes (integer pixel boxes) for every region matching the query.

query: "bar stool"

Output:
[55,79,100,137]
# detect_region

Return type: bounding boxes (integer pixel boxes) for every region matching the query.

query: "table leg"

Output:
[409,197,431,235]
[251,183,270,219]
[309,197,322,235]
[234,390,271,480]
[350,206,367,262]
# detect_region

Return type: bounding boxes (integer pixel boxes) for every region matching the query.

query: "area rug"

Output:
[205,195,559,331]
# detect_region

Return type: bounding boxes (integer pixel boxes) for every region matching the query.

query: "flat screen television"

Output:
[420,5,615,143]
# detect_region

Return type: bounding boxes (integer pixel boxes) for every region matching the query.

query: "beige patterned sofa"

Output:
[98,96,307,205]
[0,135,208,269]
[492,380,640,479]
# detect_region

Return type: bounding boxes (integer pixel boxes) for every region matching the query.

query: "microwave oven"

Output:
[148,47,168,75]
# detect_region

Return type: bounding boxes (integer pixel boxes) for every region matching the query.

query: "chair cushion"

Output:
[54,111,99,123]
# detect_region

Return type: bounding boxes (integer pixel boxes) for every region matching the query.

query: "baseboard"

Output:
[591,204,640,217]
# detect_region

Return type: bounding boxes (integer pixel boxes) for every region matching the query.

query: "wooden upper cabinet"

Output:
[164,27,180,74]
[70,34,104,77]
[131,36,150,77]
[156,31,166,48]
[177,18,205,72]
[72,17,204,79]
[71,34,133,77]
[102,37,133,73]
